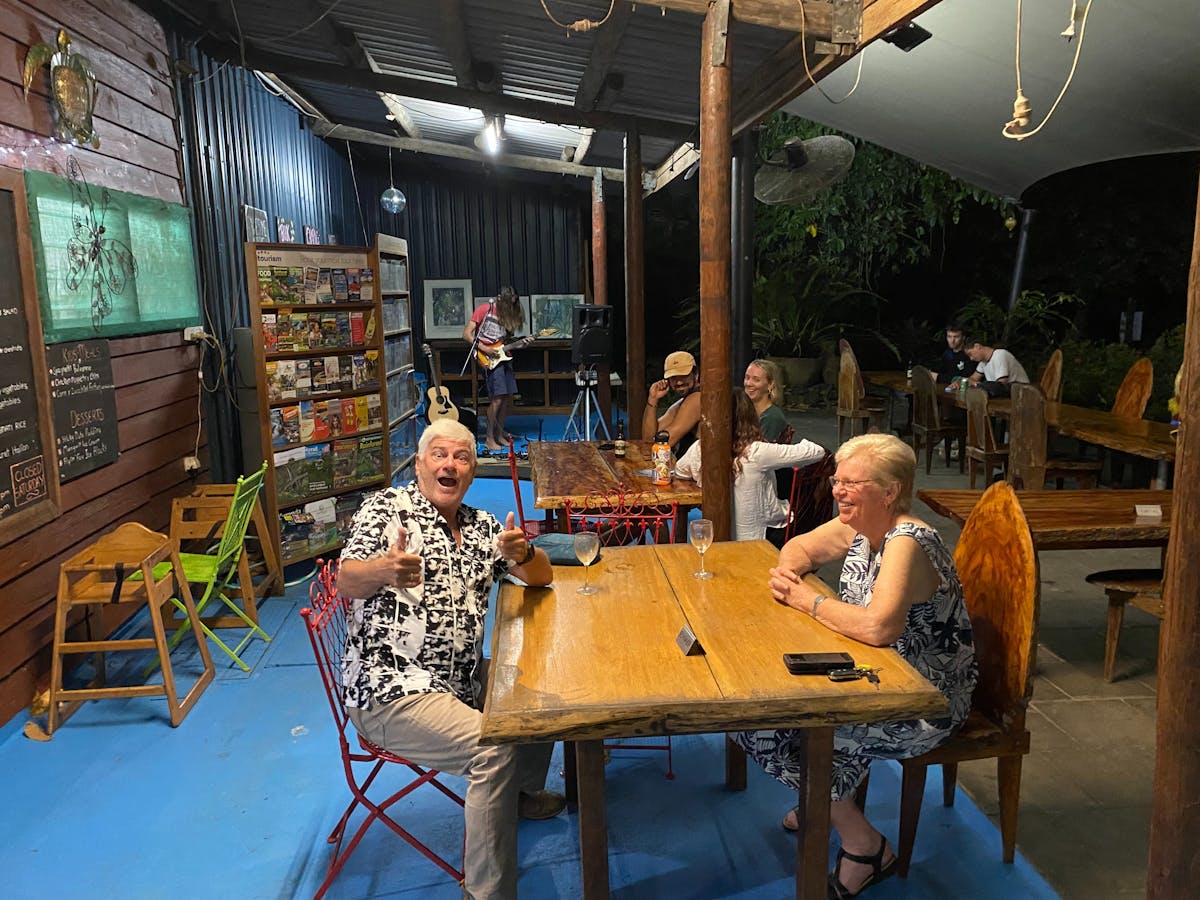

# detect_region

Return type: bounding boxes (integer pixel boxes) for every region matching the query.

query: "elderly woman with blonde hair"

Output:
[732,433,977,899]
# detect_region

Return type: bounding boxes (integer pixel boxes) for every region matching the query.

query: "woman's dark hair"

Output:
[731,389,763,477]
[495,286,524,333]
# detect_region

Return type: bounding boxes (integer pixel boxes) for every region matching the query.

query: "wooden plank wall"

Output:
[0,0,204,726]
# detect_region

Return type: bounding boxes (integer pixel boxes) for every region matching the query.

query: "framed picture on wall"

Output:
[423,279,473,339]
[302,224,321,245]
[276,217,296,243]
[530,294,583,338]
[475,294,532,337]
[243,204,269,242]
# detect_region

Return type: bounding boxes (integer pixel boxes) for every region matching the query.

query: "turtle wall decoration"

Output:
[22,29,100,148]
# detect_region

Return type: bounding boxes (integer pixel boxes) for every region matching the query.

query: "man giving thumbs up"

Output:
[337,419,558,900]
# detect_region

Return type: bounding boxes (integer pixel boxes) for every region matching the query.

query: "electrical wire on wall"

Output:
[797,0,866,105]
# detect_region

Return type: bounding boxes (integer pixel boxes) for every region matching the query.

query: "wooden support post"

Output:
[625,126,646,438]
[1146,170,1200,899]
[591,169,612,425]
[699,0,734,541]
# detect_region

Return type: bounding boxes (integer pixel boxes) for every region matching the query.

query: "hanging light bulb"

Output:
[380,146,406,214]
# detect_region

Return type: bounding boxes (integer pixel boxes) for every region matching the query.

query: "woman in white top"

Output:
[675,390,827,541]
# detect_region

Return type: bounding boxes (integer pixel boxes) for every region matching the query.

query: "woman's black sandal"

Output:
[827,834,898,899]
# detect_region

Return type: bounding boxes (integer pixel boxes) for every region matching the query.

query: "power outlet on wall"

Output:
[183,326,208,342]
[183,456,201,474]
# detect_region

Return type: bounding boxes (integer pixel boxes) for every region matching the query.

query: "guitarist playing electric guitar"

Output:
[464,286,527,451]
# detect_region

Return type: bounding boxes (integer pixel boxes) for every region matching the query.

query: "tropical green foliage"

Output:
[755,113,1001,290]
[750,264,896,360]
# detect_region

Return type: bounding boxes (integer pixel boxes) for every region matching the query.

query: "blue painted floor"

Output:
[0,422,1059,899]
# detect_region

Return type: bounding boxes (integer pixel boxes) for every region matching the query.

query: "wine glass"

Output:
[690,518,714,579]
[574,532,601,595]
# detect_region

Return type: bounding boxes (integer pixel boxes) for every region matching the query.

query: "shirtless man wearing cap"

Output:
[642,350,702,454]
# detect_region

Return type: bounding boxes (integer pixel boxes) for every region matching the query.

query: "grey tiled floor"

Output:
[788,404,1159,900]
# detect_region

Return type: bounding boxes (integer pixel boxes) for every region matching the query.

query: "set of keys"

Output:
[828,665,882,687]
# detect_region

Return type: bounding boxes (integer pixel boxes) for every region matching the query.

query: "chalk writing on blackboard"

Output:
[46,339,119,481]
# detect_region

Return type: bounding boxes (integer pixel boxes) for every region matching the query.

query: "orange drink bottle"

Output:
[651,430,672,486]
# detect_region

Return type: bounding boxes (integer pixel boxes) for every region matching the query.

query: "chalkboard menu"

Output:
[0,167,60,541]
[46,340,119,481]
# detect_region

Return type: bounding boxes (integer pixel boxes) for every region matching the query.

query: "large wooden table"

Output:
[481,540,947,899]
[918,488,1172,550]
[865,370,1177,485]
[527,440,704,510]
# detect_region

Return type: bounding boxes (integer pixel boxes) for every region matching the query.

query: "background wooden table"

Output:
[527,440,704,510]
[918,488,1172,550]
[482,540,946,899]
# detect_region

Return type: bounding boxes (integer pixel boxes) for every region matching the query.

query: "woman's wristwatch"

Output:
[810,594,827,618]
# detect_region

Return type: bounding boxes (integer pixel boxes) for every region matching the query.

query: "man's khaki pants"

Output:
[349,663,553,899]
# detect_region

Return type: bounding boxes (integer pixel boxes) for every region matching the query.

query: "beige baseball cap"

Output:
[663,351,696,378]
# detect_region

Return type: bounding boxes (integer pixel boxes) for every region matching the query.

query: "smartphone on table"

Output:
[782,652,856,675]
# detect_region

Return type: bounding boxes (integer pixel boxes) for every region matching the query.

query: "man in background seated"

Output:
[936,322,973,384]
[337,419,561,900]
[965,339,1030,390]
[643,350,702,455]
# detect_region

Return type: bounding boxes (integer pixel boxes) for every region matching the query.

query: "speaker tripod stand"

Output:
[562,366,611,441]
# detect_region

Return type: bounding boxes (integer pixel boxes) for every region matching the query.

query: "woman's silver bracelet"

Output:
[810,594,827,618]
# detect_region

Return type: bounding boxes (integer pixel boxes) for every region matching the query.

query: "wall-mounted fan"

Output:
[754,135,855,205]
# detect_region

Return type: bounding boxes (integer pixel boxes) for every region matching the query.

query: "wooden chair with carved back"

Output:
[963,386,1009,488]
[1101,357,1155,484]
[1009,383,1100,489]
[893,480,1039,874]
[836,339,886,443]
[910,365,965,475]
[1112,357,1153,419]
[1038,348,1064,404]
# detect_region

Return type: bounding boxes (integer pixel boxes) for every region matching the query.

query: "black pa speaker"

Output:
[571,304,612,366]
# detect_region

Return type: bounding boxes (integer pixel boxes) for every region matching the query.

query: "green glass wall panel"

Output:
[24,168,201,343]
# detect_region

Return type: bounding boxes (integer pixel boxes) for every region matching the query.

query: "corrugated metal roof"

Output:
[170,0,801,172]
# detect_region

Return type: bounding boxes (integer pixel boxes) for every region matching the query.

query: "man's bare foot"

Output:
[484,441,504,452]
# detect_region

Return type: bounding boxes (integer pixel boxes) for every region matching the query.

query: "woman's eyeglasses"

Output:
[828,477,874,490]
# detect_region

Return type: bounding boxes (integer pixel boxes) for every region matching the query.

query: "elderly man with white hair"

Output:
[337,419,558,900]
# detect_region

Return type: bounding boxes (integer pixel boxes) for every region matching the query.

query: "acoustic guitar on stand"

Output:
[422,343,459,423]
[474,329,558,371]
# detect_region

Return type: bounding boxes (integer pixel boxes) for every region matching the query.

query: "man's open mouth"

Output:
[437,476,457,487]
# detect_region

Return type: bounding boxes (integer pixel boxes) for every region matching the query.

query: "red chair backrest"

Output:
[565,483,678,546]
[507,444,538,539]
[784,451,837,539]
[301,560,352,741]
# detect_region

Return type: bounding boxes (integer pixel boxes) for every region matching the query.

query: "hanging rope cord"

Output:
[797,0,865,104]
[539,0,617,34]
[1002,0,1094,141]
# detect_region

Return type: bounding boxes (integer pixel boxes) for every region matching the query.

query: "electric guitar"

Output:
[474,329,557,371]
[422,343,459,423]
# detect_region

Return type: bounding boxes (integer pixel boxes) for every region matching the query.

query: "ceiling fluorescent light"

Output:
[881,22,932,52]
[483,118,502,155]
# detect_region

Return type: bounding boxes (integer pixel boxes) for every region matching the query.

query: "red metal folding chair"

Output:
[507,442,545,539]
[564,485,679,776]
[564,483,678,547]
[301,561,464,897]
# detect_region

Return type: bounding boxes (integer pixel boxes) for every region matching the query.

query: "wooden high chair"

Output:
[26,522,214,740]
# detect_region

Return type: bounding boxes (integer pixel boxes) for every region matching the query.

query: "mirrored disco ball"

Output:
[380,187,406,214]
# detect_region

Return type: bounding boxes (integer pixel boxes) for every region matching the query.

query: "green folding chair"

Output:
[142,462,271,672]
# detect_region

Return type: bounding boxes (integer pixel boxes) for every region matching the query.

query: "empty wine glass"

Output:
[574,531,601,594]
[690,518,714,579]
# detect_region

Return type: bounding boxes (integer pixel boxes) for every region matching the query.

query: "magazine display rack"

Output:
[242,238,413,566]
[374,235,419,485]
